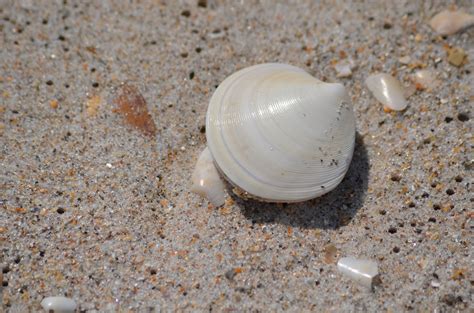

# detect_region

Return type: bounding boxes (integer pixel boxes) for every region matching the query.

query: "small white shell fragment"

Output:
[413,70,440,90]
[191,147,226,206]
[208,29,225,39]
[337,257,379,288]
[365,73,407,111]
[41,296,77,313]
[334,59,355,78]
[429,10,474,36]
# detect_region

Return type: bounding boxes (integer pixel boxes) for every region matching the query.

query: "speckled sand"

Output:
[0,0,472,311]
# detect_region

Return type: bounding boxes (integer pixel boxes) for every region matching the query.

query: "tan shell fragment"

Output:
[113,84,157,137]
[429,10,474,36]
[447,47,468,67]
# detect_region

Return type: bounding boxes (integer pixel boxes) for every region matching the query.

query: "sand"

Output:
[0,0,472,311]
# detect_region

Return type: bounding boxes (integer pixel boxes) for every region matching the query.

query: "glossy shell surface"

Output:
[365,73,407,111]
[206,63,356,202]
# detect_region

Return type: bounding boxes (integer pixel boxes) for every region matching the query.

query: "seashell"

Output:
[337,256,379,288]
[41,296,77,313]
[193,63,356,203]
[365,73,407,111]
[191,147,226,206]
[429,10,474,36]
[113,84,157,137]
[447,47,467,67]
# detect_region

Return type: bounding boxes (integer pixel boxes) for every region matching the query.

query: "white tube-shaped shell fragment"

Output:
[365,73,407,111]
[337,257,379,288]
[206,63,356,202]
[41,296,77,313]
[191,147,226,206]
[429,10,474,36]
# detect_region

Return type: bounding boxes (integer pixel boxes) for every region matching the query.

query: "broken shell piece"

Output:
[323,244,338,264]
[41,296,77,313]
[429,10,474,36]
[365,73,407,111]
[113,84,157,137]
[337,257,379,288]
[447,47,467,67]
[191,147,225,206]
[334,59,355,78]
[412,70,440,90]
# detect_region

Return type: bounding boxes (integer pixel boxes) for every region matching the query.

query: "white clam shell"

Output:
[365,73,407,111]
[429,10,474,36]
[205,63,356,202]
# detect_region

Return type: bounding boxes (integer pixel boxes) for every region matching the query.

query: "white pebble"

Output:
[365,73,407,111]
[429,10,474,36]
[334,59,355,78]
[337,257,379,288]
[41,296,77,313]
[106,163,113,168]
[191,147,225,206]
[431,280,441,288]
[208,30,225,39]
